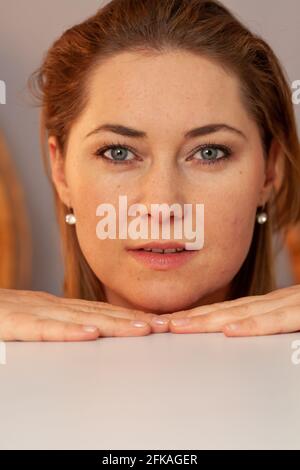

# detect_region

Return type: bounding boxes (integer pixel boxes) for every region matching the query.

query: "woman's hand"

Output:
[0,288,168,341]
[159,284,300,336]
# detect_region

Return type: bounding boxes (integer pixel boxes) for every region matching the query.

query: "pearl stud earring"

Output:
[65,210,76,225]
[256,204,268,224]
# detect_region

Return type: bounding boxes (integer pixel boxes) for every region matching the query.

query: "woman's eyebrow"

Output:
[85,122,247,141]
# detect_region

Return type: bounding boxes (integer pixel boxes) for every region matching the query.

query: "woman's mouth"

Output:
[126,245,198,270]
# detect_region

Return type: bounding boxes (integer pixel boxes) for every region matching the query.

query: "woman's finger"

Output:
[24,303,165,334]
[57,300,169,333]
[0,310,152,341]
[0,312,100,341]
[222,305,300,336]
[168,302,271,333]
[44,307,153,336]
[168,297,300,333]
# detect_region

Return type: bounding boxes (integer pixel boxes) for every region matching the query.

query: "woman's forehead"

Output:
[87,50,240,105]
[80,51,253,137]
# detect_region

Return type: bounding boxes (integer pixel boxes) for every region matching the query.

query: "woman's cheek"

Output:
[202,176,259,270]
[68,176,116,257]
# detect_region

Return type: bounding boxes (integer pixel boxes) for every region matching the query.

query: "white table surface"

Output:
[0,331,300,450]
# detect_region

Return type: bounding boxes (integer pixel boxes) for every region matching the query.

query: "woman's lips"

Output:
[126,248,198,270]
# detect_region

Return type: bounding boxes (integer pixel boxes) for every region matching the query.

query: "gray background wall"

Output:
[0,0,298,295]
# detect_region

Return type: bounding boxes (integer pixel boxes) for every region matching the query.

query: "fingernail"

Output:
[225,323,239,331]
[131,320,148,328]
[82,325,98,332]
[151,317,169,326]
[170,318,191,327]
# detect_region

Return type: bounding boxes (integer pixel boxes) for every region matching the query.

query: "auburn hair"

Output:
[28,0,300,301]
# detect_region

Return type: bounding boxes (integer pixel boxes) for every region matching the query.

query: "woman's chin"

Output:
[124,290,203,315]
[115,279,232,314]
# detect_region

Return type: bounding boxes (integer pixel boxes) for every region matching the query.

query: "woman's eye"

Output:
[192,145,232,165]
[94,143,232,166]
[94,144,136,164]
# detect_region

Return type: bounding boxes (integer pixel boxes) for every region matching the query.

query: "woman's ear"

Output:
[259,138,283,206]
[48,136,71,207]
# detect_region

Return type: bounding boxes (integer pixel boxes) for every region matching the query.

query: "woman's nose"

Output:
[139,159,184,206]
[136,159,186,227]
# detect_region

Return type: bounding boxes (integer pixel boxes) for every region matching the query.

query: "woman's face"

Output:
[49,50,276,314]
